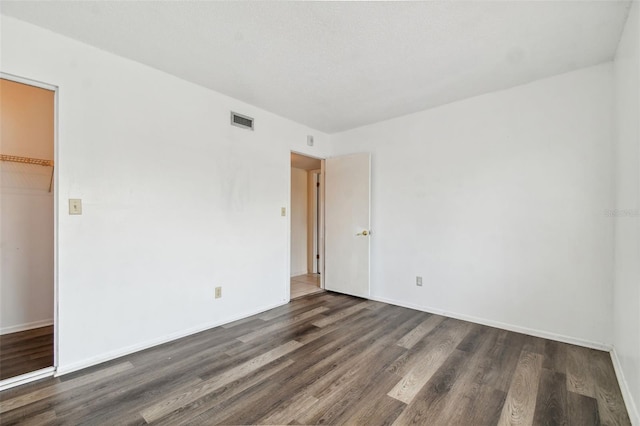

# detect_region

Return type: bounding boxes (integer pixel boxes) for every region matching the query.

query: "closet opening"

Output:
[0,74,57,388]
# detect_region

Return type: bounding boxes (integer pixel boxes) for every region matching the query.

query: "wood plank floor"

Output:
[0,293,631,425]
[291,273,323,299]
[0,326,53,381]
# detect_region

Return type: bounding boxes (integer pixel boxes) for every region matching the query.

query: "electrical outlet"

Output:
[215,287,222,299]
[416,276,423,287]
[307,135,314,146]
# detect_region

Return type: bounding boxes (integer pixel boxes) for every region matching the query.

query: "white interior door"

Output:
[324,153,371,298]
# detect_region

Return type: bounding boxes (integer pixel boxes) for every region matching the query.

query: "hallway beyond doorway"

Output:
[290,274,323,299]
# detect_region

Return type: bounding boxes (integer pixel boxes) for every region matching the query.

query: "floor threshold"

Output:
[0,367,55,392]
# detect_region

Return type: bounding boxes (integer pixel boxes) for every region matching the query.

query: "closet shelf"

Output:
[0,154,55,192]
[0,154,54,168]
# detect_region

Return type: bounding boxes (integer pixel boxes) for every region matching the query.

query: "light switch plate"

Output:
[69,199,82,215]
[281,207,286,217]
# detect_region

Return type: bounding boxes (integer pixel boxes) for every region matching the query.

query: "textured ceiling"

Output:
[0,1,631,133]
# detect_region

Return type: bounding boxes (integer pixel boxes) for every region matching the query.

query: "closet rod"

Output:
[0,154,55,192]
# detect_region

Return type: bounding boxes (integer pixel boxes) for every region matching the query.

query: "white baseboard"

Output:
[0,367,55,392]
[610,346,640,425]
[0,319,53,335]
[55,300,288,377]
[291,270,308,277]
[368,295,611,351]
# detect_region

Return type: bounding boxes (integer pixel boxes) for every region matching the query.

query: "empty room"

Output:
[0,1,638,425]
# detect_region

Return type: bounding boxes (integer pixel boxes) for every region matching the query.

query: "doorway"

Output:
[290,152,324,299]
[0,74,57,387]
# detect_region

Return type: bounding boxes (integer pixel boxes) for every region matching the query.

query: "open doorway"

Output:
[290,152,324,299]
[0,75,56,385]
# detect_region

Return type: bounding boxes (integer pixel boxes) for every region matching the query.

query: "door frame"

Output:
[309,168,322,274]
[288,151,325,301]
[0,72,59,390]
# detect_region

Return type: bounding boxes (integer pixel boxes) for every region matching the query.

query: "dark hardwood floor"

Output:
[0,326,53,381]
[0,293,631,425]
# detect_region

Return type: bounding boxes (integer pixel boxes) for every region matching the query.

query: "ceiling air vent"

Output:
[230,111,254,131]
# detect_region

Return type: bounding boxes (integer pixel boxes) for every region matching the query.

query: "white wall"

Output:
[613,1,640,423]
[333,64,614,347]
[0,79,55,334]
[290,167,308,276]
[0,16,331,374]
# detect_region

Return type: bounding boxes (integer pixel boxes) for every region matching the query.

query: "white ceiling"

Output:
[1,1,631,133]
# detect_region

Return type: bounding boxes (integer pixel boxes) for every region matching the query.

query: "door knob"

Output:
[356,230,370,236]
